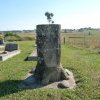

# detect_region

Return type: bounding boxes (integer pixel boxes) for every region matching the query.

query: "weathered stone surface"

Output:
[65,69,73,76]
[58,69,76,89]
[5,43,19,51]
[19,24,76,89]
[34,24,63,84]
[61,67,69,80]
[58,75,76,89]
[58,80,70,88]
[36,24,61,68]
[19,71,76,89]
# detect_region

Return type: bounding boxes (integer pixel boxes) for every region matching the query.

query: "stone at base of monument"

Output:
[19,68,76,89]
[27,51,37,61]
[0,43,20,61]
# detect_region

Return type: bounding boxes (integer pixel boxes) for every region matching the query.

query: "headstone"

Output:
[19,24,76,89]
[0,39,4,45]
[5,43,19,52]
[27,51,37,61]
[0,43,20,61]
[36,24,61,68]
[34,24,69,85]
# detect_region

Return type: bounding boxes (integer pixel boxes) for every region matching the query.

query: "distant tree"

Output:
[45,12,54,24]
[4,32,14,36]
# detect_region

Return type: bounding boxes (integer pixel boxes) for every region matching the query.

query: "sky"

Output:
[0,0,100,31]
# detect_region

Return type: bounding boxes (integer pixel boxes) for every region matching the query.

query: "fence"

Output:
[62,36,100,49]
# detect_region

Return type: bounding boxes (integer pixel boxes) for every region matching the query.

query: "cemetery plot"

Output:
[0,43,20,61]
[27,50,37,61]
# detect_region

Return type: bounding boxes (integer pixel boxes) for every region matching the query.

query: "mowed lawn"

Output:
[0,41,100,100]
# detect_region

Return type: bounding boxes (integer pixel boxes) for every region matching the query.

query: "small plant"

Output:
[45,12,54,24]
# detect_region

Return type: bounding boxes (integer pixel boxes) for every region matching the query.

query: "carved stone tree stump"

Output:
[34,24,68,85]
[19,24,76,89]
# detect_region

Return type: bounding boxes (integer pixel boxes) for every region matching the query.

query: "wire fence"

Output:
[61,36,100,50]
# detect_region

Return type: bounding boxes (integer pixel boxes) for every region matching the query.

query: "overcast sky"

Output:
[0,0,100,31]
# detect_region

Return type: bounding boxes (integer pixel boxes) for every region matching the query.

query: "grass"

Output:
[0,41,100,100]
[61,31,100,51]
[17,32,36,38]
[16,31,100,50]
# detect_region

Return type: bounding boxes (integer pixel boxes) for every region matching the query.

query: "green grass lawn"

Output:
[0,41,100,100]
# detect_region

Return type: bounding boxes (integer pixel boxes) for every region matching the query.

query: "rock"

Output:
[34,24,62,84]
[58,80,69,88]
[65,69,74,77]
[58,78,76,89]
[61,68,69,80]
[68,77,76,89]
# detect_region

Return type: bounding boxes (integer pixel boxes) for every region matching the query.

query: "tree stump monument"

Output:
[20,24,76,89]
[34,24,68,85]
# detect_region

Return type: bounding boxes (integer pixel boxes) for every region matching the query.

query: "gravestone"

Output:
[0,43,20,61]
[5,43,19,52]
[34,24,61,83]
[33,24,69,85]
[20,24,76,89]
[0,39,4,45]
[0,39,4,48]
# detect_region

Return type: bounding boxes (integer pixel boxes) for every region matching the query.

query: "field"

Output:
[61,30,100,52]
[17,30,100,51]
[17,32,36,38]
[0,41,100,100]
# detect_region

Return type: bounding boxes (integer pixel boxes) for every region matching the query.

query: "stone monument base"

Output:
[19,68,76,89]
[0,50,20,61]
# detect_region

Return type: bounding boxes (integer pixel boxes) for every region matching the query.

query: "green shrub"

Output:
[5,36,21,41]
[4,32,14,36]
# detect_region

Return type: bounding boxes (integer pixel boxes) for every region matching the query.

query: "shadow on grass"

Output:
[24,57,28,61]
[0,80,25,97]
